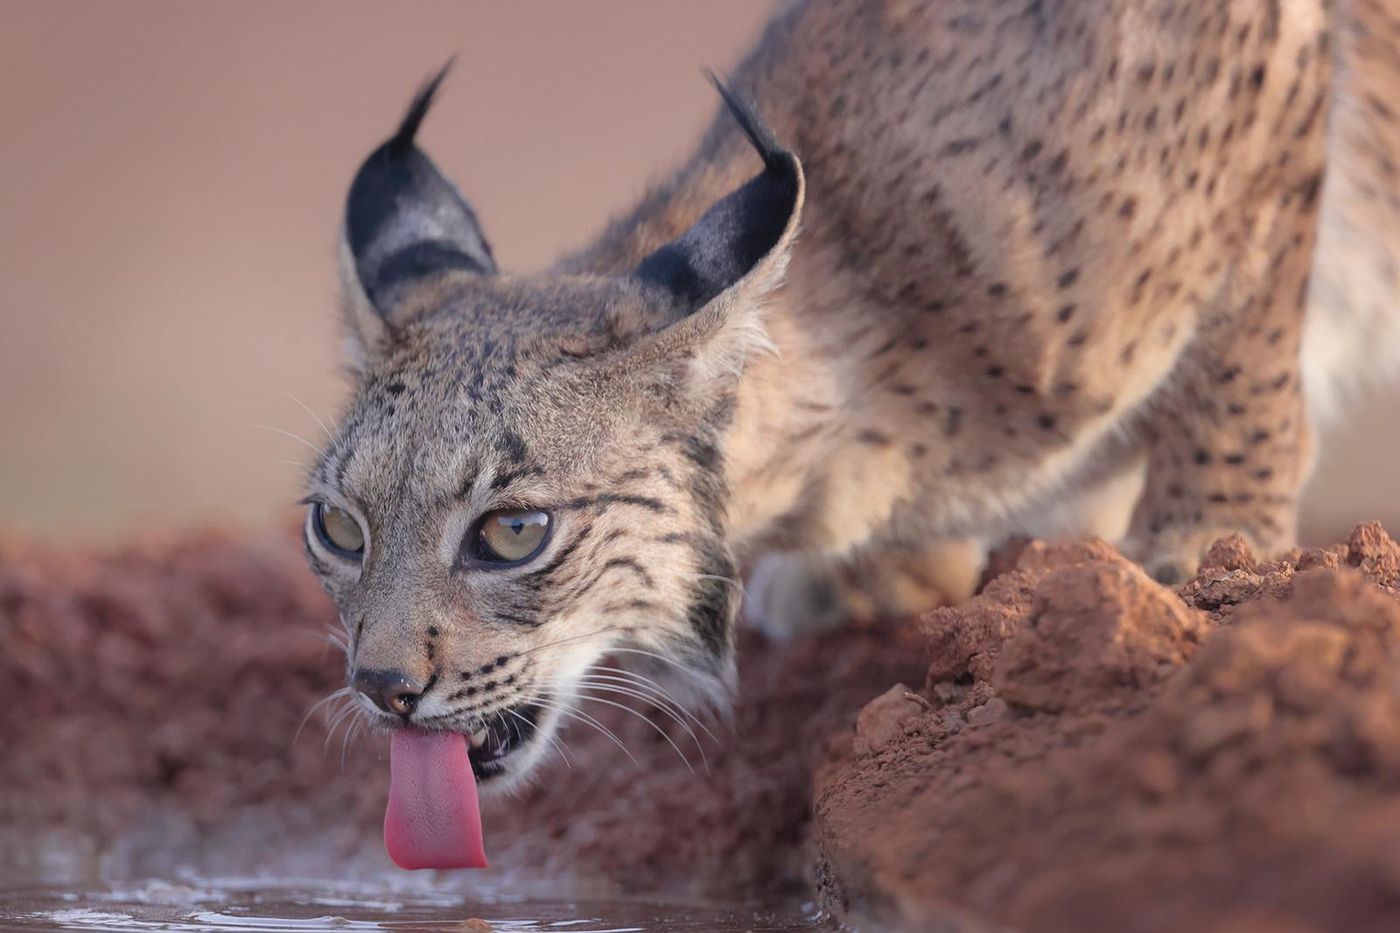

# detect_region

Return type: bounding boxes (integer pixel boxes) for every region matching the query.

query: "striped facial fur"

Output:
[304,70,802,788]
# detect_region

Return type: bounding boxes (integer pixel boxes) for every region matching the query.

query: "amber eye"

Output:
[471,508,552,566]
[312,503,365,558]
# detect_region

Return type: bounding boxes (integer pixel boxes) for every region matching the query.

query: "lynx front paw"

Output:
[743,539,986,642]
[743,553,848,643]
[1132,526,1277,586]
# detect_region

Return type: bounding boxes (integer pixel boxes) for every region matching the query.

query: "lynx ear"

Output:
[635,77,803,312]
[339,63,496,368]
[627,77,804,397]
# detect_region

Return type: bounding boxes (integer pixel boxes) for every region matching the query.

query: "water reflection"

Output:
[0,879,833,932]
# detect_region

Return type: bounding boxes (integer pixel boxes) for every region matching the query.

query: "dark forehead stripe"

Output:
[319,397,380,490]
[332,443,355,490]
[560,492,671,514]
[500,427,529,465]
[488,465,545,494]
[494,610,543,627]
[458,461,482,500]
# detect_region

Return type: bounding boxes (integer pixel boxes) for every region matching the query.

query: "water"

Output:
[0,879,834,933]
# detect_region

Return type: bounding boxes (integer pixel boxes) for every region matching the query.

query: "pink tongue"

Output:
[384,729,488,870]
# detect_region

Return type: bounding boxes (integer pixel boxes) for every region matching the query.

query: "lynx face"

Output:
[302,70,802,789]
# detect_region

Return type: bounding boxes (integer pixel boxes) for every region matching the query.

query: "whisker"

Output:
[550,679,705,772]
[294,687,353,748]
[603,645,713,683]
[585,666,720,744]
[568,675,712,762]
[552,734,575,769]
[254,424,326,458]
[569,690,694,773]
[340,711,365,772]
[679,571,744,590]
[601,646,735,724]
[504,705,573,771]
[515,625,633,660]
[288,393,335,443]
[323,698,360,753]
[527,696,640,769]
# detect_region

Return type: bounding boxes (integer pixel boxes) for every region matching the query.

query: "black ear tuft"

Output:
[704,70,786,171]
[387,57,454,156]
[345,60,496,314]
[635,77,801,310]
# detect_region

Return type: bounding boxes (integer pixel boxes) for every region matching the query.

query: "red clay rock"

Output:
[922,537,1125,685]
[814,524,1400,933]
[853,684,931,756]
[994,557,1208,713]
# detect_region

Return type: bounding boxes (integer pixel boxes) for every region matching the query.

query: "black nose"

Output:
[354,669,424,717]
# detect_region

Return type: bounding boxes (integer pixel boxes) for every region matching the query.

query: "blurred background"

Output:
[1,0,1395,544]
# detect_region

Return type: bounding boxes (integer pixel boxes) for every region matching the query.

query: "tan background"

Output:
[0,1,1394,544]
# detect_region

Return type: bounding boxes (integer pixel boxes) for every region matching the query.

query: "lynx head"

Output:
[302,66,803,789]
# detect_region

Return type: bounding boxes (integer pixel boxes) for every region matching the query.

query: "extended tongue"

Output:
[384,729,488,870]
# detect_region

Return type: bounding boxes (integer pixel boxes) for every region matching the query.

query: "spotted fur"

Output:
[304,0,1399,788]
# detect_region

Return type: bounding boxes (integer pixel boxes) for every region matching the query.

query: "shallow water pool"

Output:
[0,880,834,933]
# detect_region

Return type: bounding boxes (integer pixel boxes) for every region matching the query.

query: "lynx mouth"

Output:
[464,700,543,780]
[381,700,546,869]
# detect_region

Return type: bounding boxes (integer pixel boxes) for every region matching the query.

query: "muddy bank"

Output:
[0,529,925,897]
[5,525,1400,929]
[814,524,1400,932]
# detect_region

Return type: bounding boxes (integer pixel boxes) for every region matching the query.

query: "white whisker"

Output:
[516,626,631,660]
[680,572,744,590]
[254,424,326,458]
[586,666,719,744]
[551,679,705,772]
[569,675,712,763]
[323,698,360,753]
[567,690,695,773]
[288,393,335,443]
[294,687,353,748]
[340,712,363,772]
[528,696,640,769]
[505,705,573,771]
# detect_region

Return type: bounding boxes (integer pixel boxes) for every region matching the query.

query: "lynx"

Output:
[303,0,1400,790]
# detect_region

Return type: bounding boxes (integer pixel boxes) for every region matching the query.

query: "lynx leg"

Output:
[744,537,986,641]
[1024,455,1148,544]
[1129,221,1320,584]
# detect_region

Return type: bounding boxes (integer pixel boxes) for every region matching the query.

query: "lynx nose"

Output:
[354,669,424,717]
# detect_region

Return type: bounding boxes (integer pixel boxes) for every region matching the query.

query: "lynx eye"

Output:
[471,508,552,566]
[312,503,365,558]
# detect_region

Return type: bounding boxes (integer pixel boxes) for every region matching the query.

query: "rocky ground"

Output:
[3,524,1400,930]
[816,526,1400,932]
